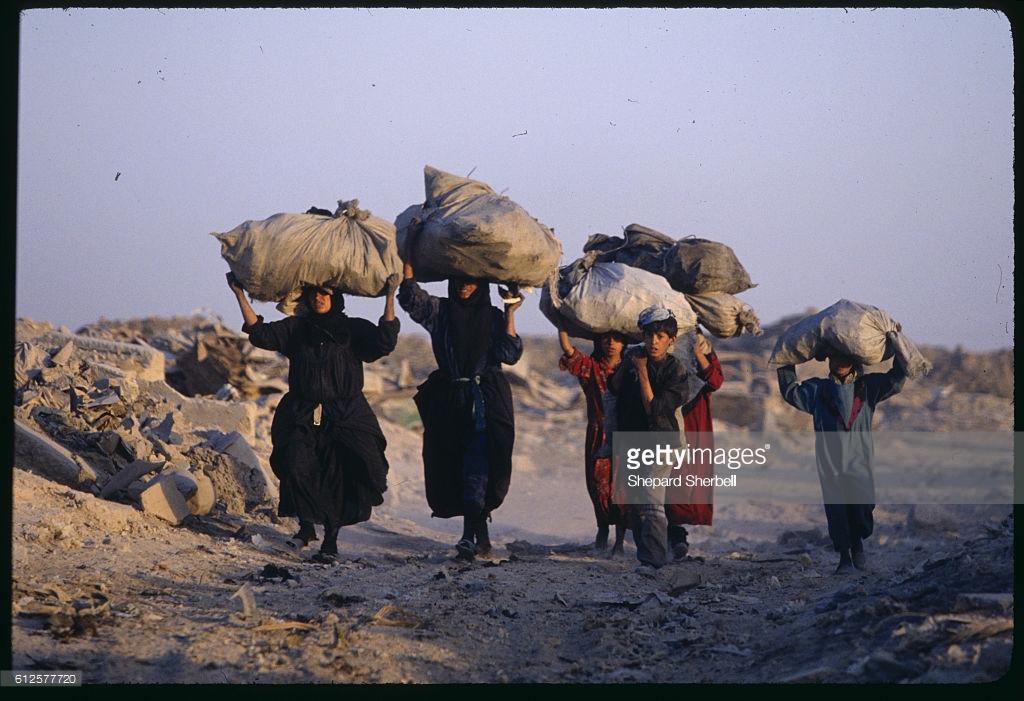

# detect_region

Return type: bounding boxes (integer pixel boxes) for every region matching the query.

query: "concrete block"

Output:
[139,474,191,525]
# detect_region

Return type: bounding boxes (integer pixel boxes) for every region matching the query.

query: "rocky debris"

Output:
[14,419,98,489]
[139,474,192,525]
[98,459,165,499]
[13,579,112,641]
[17,328,166,382]
[195,430,278,506]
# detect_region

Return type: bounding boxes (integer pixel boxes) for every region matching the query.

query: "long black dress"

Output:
[242,304,399,526]
[397,279,523,519]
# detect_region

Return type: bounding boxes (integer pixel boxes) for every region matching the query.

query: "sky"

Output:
[17,7,1014,350]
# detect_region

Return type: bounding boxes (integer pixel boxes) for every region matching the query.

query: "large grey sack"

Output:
[584,223,756,295]
[768,299,932,379]
[540,253,697,342]
[213,199,402,315]
[395,166,562,286]
[684,291,762,338]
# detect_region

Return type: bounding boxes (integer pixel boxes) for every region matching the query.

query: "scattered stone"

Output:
[30,331,165,381]
[667,569,705,596]
[139,474,191,525]
[258,564,296,582]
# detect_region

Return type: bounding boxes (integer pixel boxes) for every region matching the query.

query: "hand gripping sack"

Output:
[395,166,562,286]
[539,253,697,342]
[213,199,402,315]
[768,299,932,379]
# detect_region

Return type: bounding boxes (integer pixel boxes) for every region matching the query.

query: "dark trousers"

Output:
[631,504,668,567]
[824,503,874,552]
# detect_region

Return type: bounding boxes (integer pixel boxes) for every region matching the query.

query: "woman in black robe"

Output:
[227,272,400,563]
[397,221,524,560]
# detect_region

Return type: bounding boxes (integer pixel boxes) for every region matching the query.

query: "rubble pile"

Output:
[14,318,279,525]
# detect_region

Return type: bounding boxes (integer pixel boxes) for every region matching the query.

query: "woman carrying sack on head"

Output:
[397,218,524,561]
[226,271,400,563]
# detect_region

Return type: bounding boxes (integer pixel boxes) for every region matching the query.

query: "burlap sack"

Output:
[395,166,561,286]
[769,299,932,378]
[213,199,401,314]
[540,253,697,342]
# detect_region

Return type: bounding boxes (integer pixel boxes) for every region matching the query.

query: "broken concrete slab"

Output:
[139,474,191,525]
[14,419,98,490]
[135,379,257,439]
[98,459,166,500]
[31,331,165,381]
[49,340,76,366]
[167,468,199,498]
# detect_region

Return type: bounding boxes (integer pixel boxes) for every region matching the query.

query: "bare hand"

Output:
[499,283,524,312]
[226,271,244,295]
[384,273,401,296]
[632,353,648,372]
[695,333,712,357]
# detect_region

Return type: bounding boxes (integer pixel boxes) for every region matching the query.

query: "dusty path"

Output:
[11,468,1013,684]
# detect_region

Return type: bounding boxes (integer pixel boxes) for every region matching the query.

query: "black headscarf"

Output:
[447,278,493,375]
[302,288,350,346]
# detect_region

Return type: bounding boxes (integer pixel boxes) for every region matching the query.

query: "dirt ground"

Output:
[11,467,1013,684]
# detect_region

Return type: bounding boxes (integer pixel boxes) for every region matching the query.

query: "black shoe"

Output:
[834,560,855,575]
[851,550,867,570]
[594,526,610,551]
[455,538,476,561]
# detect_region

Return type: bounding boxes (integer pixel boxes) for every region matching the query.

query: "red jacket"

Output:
[666,351,724,526]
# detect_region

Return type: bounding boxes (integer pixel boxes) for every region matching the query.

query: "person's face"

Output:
[308,289,333,314]
[456,281,479,300]
[829,356,854,378]
[599,334,625,358]
[643,330,675,360]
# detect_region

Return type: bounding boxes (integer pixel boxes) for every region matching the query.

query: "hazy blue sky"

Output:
[18,8,1013,349]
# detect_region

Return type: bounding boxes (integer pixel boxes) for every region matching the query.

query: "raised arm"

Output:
[397,278,440,334]
[397,220,440,333]
[864,335,908,405]
[694,333,724,392]
[777,364,817,414]
[227,272,258,328]
[228,272,295,352]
